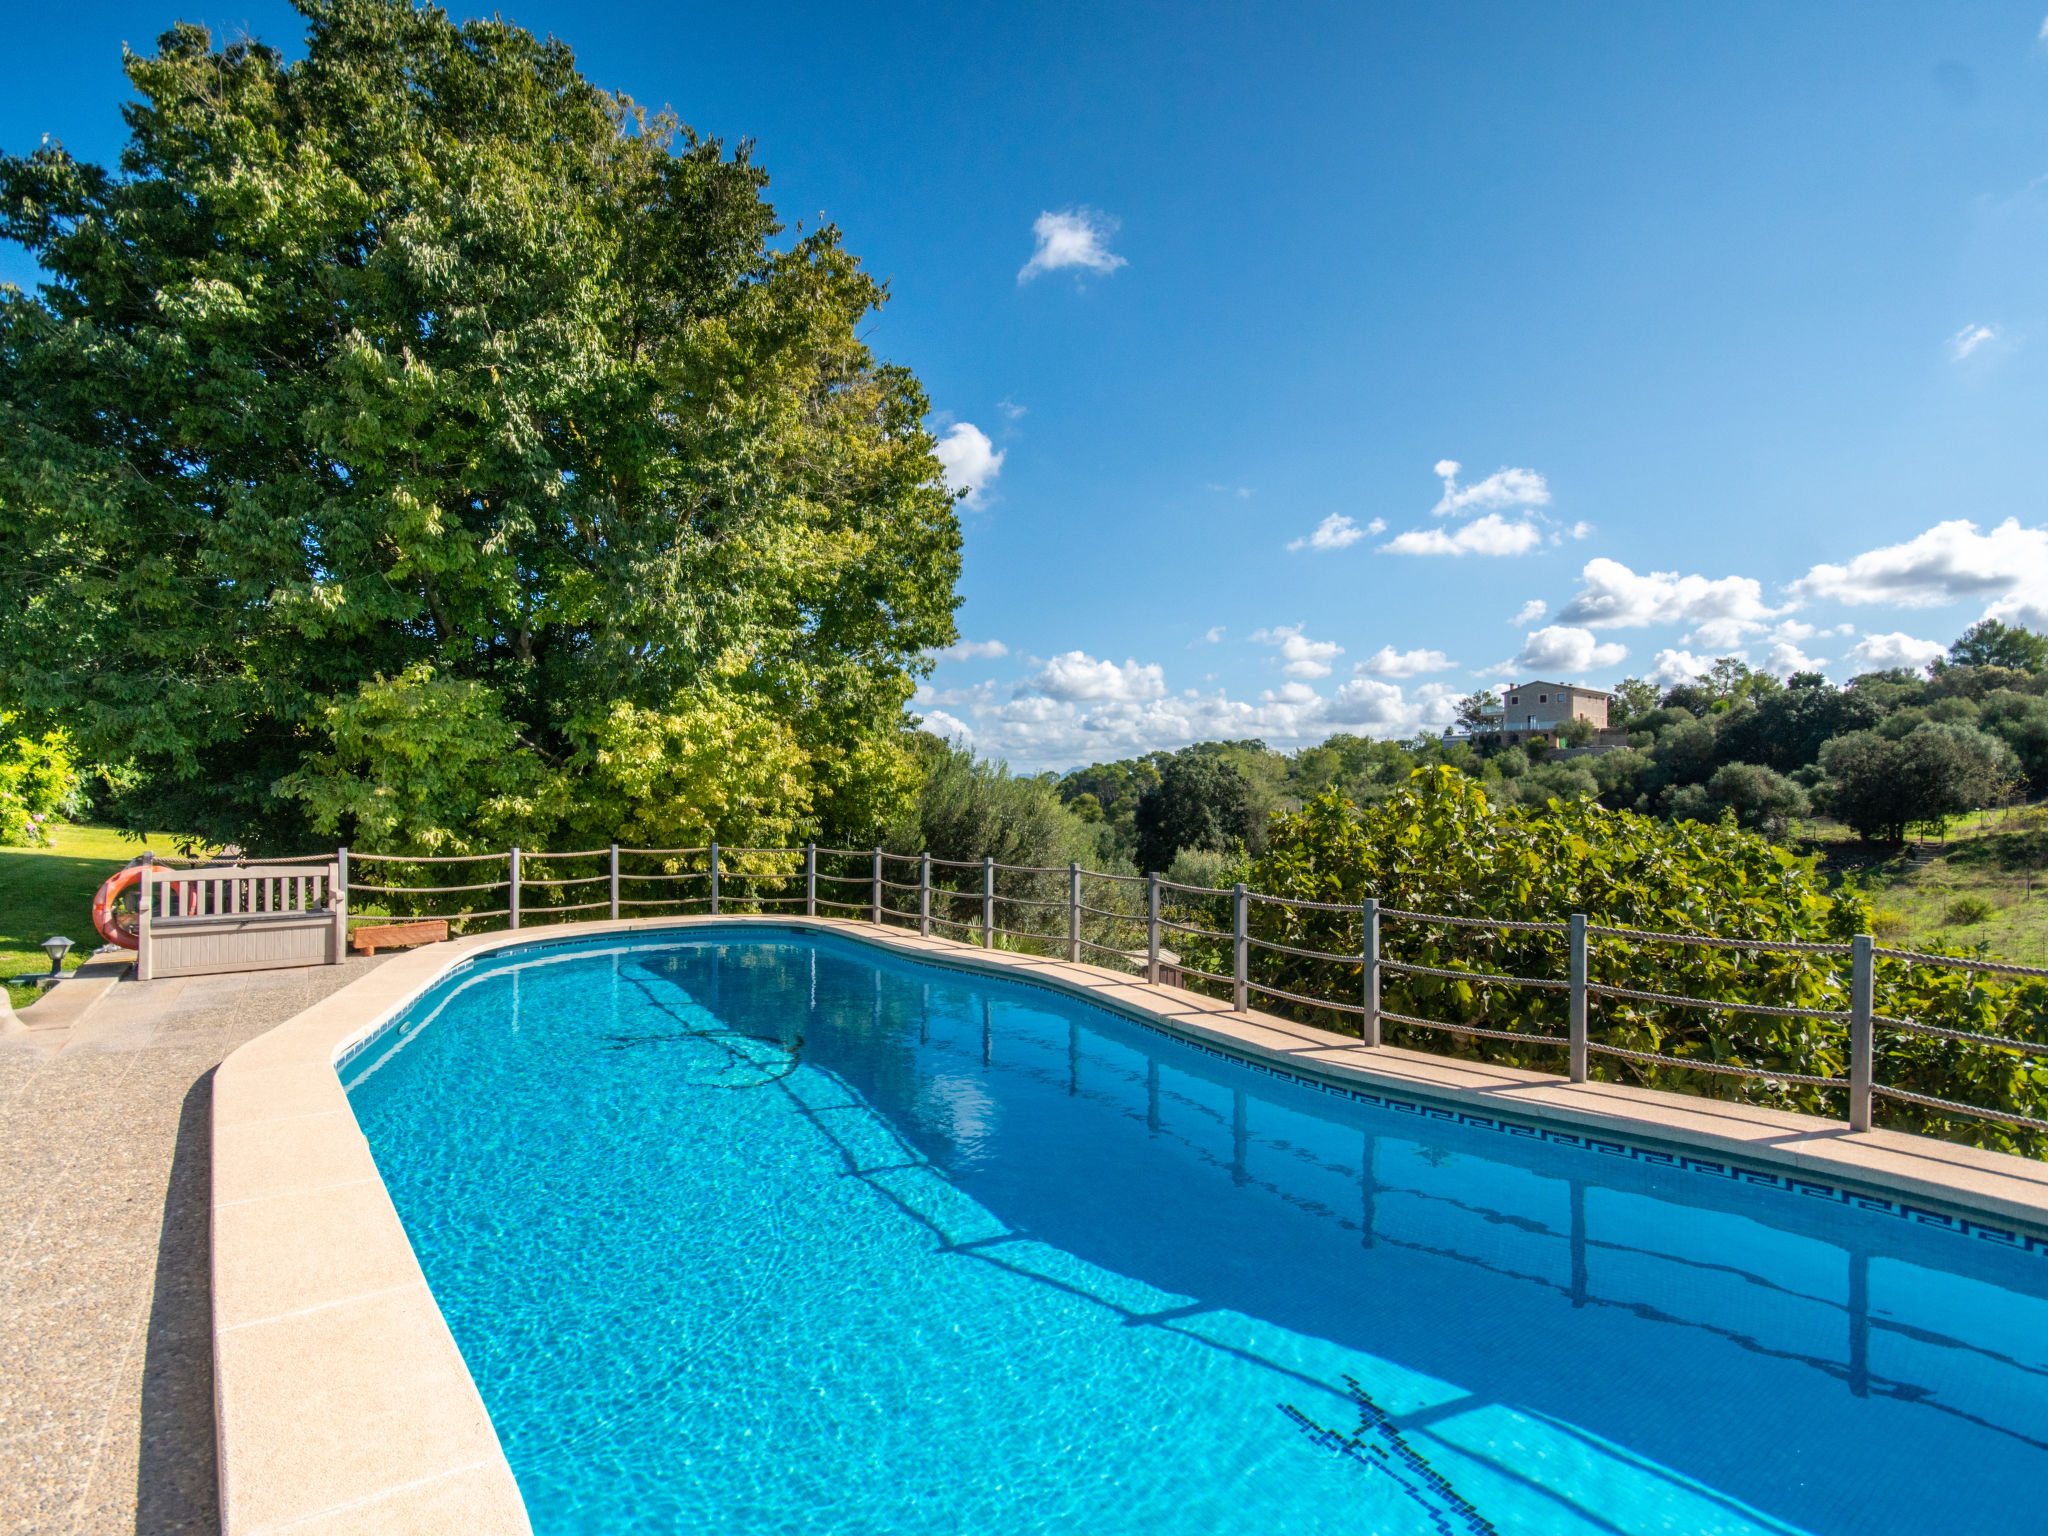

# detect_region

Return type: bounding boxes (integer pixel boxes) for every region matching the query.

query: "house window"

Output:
[1539,693,1548,703]
[1508,695,1518,704]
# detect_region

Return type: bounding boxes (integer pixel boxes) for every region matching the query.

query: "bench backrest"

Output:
[145,862,340,921]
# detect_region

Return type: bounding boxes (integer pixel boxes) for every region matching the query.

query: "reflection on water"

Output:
[347,930,2048,1536]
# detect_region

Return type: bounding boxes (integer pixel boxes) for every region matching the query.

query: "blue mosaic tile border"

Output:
[327,920,2048,1261]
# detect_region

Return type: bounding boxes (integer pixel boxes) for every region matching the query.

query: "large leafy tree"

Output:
[0,0,960,853]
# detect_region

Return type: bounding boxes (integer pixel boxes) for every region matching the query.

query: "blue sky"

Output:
[10,2,2048,769]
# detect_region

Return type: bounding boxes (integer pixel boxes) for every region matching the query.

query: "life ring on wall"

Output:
[91,862,157,950]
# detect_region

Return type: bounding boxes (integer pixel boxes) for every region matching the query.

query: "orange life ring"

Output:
[92,863,157,949]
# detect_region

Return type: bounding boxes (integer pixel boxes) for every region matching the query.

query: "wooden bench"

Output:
[350,919,450,956]
[138,862,344,980]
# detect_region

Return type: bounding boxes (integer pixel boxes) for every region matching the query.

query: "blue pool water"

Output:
[344,928,2048,1534]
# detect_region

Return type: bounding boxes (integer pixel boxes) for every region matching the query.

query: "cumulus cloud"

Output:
[919,709,976,746]
[1017,208,1126,283]
[1287,514,1367,552]
[922,662,1463,769]
[1194,626,1225,645]
[1511,625,1628,675]
[1382,513,1545,557]
[1845,632,1947,673]
[1023,651,1166,703]
[1512,599,1548,626]
[1366,517,1387,534]
[1251,624,1344,678]
[934,638,1008,662]
[1950,324,1998,360]
[1645,648,1717,686]
[1354,646,1454,678]
[1762,642,1825,676]
[1431,460,1551,518]
[914,680,999,709]
[1557,557,1784,646]
[1791,519,2048,625]
[933,422,1005,505]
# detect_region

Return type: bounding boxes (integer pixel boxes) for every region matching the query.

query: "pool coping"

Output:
[210,914,2048,1533]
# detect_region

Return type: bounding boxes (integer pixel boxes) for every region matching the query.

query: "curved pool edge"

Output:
[209,915,2048,1533]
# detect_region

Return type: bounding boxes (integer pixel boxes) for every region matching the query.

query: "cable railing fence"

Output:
[321,841,2048,1157]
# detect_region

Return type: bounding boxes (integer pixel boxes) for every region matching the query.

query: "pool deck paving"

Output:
[0,954,388,1536]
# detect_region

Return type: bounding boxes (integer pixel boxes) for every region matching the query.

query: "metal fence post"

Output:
[509,847,521,930]
[872,847,882,924]
[983,857,995,949]
[920,851,932,937]
[1147,871,1161,985]
[1569,913,1588,1082]
[609,843,620,920]
[332,846,349,961]
[805,843,817,917]
[709,842,720,916]
[1069,862,1082,962]
[1361,896,1380,1047]
[1232,883,1249,1012]
[1851,933,1875,1132]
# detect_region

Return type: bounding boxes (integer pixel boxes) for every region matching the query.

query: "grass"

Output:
[0,823,189,1010]
[1795,808,2048,966]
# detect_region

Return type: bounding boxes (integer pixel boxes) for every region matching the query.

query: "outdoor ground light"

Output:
[42,935,73,976]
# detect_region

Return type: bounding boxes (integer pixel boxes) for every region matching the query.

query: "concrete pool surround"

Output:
[211,915,2048,1533]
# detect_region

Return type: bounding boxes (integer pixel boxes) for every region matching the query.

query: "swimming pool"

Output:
[343,926,2048,1534]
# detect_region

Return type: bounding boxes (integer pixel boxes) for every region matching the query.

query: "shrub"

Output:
[1870,909,1912,941]
[1202,768,2048,1156]
[1944,896,1997,926]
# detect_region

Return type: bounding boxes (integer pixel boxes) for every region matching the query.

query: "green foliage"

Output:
[0,715,79,846]
[1820,723,2016,843]
[0,1,958,854]
[1945,896,1997,926]
[1558,714,1597,746]
[1609,676,1661,728]
[1134,753,1257,874]
[1947,620,2048,674]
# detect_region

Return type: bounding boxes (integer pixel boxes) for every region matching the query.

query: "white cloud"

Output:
[1431,460,1551,518]
[1355,646,1454,678]
[1023,651,1166,703]
[1567,521,1593,540]
[933,422,1005,505]
[1762,642,1825,676]
[1366,517,1387,535]
[919,709,975,746]
[1558,557,1784,645]
[1194,626,1225,645]
[1250,624,1344,678]
[997,397,1027,420]
[1951,324,1998,360]
[914,680,999,709]
[1287,513,1366,552]
[1645,648,1716,686]
[1017,208,1127,283]
[1845,632,1947,673]
[927,665,1463,769]
[2040,13,2048,41]
[934,638,1008,662]
[1791,519,2048,625]
[1512,599,1548,626]
[1382,513,1545,557]
[1511,625,1628,675]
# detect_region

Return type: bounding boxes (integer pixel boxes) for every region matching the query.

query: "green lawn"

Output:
[0,824,187,1010]
[1795,809,2048,965]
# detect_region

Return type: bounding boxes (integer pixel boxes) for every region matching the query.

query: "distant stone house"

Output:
[1475,680,1627,750]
